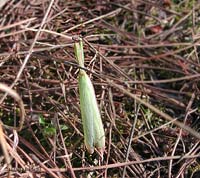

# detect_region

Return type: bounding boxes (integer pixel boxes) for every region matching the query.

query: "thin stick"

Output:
[0,83,25,131]
[63,6,123,33]
[56,117,76,178]
[0,18,36,31]
[0,124,11,178]
[122,104,141,178]
[0,0,55,104]
[106,80,200,140]
[37,154,200,172]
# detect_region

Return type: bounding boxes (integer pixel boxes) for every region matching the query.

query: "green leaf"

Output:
[60,124,69,131]
[43,127,56,137]
[39,115,46,126]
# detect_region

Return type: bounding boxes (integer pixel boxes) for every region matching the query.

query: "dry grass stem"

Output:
[0,1,200,177]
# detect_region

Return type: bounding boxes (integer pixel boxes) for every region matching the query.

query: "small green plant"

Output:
[39,115,56,137]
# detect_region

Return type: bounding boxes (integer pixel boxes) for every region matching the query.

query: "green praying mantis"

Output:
[74,38,105,155]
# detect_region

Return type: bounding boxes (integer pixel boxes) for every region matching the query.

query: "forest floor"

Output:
[0,0,200,177]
